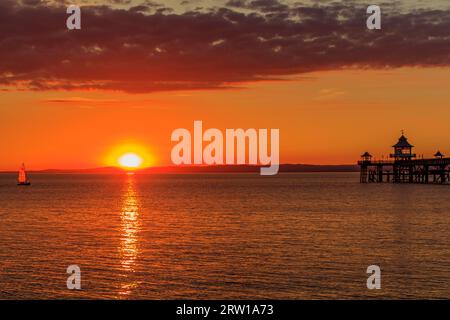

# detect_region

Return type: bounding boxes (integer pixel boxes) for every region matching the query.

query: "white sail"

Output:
[18,163,28,184]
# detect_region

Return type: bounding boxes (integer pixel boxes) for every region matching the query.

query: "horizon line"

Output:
[0,163,359,174]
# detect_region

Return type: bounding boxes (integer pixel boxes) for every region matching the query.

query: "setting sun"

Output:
[118,153,143,169]
[104,143,155,170]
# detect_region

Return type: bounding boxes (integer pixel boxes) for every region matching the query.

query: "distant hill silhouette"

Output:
[1,164,358,174]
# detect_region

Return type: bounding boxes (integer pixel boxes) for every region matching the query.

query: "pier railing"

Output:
[357,160,394,165]
[358,157,450,184]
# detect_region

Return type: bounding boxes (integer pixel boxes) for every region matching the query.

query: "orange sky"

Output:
[1,67,449,171]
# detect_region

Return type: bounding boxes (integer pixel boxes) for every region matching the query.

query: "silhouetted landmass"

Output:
[1,164,359,174]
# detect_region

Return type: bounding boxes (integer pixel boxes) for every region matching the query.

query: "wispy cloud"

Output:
[315,88,346,101]
[43,97,118,103]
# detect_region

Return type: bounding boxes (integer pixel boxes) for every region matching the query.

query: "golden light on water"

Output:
[119,174,141,296]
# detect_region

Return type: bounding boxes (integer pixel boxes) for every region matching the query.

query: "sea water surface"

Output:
[0,173,449,299]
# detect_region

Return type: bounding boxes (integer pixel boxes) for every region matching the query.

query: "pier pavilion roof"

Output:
[392,135,414,148]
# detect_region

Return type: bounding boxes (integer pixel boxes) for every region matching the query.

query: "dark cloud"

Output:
[129,5,151,13]
[248,0,290,13]
[225,0,248,8]
[0,0,449,93]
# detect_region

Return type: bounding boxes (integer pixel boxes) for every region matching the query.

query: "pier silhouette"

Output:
[358,134,450,184]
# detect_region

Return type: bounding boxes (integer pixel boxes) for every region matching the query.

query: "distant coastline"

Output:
[0,164,359,174]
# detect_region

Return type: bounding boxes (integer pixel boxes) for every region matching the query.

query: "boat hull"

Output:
[17,182,31,186]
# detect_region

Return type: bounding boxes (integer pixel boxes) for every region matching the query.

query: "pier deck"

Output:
[358,157,450,184]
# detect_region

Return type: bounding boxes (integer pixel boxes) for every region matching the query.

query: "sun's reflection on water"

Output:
[119,174,141,296]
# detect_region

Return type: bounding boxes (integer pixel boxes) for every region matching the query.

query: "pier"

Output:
[358,134,450,184]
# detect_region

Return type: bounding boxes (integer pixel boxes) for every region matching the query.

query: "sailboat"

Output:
[17,163,31,186]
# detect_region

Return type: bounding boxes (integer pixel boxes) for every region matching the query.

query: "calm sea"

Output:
[0,173,448,299]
